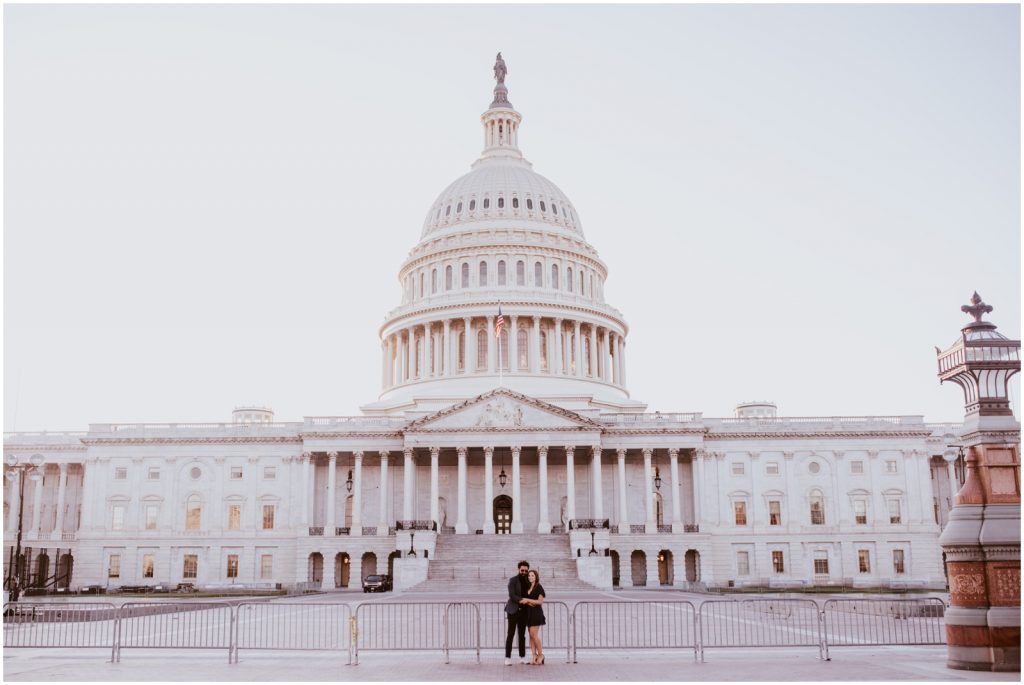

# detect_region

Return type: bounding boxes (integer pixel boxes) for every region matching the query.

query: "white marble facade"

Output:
[3,64,958,592]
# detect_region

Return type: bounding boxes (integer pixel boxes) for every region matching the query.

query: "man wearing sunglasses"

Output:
[504,560,530,665]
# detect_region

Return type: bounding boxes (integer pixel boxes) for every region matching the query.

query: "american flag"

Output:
[494,305,504,338]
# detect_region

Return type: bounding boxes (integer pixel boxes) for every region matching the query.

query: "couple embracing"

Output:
[504,559,546,666]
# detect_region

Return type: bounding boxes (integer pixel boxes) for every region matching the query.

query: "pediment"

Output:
[404,388,601,432]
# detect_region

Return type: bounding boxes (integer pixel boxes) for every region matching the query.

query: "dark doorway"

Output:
[57,554,73,589]
[336,553,350,588]
[610,550,620,587]
[631,550,647,587]
[388,550,400,578]
[494,495,513,534]
[308,553,324,584]
[684,549,700,582]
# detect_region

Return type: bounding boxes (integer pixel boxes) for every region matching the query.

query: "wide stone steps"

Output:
[409,533,596,591]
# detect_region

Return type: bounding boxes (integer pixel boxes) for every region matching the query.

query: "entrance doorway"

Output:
[684,549,700,582]
[308,553,324,584]
[493,495,513,534]
[610,550,620,587]
[335,553,350,588]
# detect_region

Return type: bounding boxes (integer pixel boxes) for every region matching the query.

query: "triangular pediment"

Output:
[404,388,602,432]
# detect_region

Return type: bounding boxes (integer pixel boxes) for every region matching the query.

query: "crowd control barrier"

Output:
[572,600,697,663]
[233,601,352,664]
[114,601,235,663]
[2,602,118,650]
[697,599,824,662]
[476,601,572,663]
[821,598,946,660]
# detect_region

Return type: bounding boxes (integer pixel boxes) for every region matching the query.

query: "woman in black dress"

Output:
[522,569,546,665]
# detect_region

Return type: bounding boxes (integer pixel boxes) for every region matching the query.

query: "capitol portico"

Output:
[4,55,969,594]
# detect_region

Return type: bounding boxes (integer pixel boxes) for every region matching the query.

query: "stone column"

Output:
[395,332,405,383]
[531,316,541,373]
[407,328,416,379]
[378,451,390,535]
[464,317,475,373]
[423,322,432,377]
[483,446,495,534]
[603,328,612,381]
[612,333,621,384]
[52,463,69,541]
[642,448,656,533]
[618,335,626,386]
[669,448,683,533]
[325,453,338,536]
[455,447,469,534]
[508,315,518,372]
[616,449,629,533]
[402,448,414,521]
[588,325,598,377]
[303,454,313,529]
[537,446,551,533]
[572,320,582,377]
[30,467,44,537]
[591,445,604,518]
[442,319,452,377]
[511,446,523,533]
[6,469,21,536]
[565,445,576,523]
[553,318,563,375]
[486,315,495,373]
[429,446,440,531]
[388,335,396,386]
[381,340,388,387]
[351,451,363,536]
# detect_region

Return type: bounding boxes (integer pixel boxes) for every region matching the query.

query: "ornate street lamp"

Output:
[4,454,45,602]
[653,466,662,491]
[941,435,966,489]
[498,452,508,489]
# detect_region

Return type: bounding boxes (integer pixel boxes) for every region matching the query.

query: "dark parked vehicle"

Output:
[175,583,197,593]
[119,585,153,593]
[362,574,392,593]
[79,585,107,595]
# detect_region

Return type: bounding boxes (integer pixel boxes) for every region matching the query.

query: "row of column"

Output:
[4,463,71,541]
[306,446,685,536]
[381,316,626,388]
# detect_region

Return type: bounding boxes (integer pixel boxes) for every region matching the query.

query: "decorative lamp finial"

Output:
[961,291,993,324]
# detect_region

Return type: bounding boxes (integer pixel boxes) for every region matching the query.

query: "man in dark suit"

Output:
[504,560,530,665]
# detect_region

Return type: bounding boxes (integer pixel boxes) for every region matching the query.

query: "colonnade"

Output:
[380,316,626,389]
[4,463,73,541]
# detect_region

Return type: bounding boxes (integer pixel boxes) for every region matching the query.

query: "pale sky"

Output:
[4,4,1020,430]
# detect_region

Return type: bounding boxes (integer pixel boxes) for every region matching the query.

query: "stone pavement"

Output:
[4,646,1020,682]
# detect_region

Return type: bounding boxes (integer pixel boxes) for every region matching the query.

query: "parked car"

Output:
[175,583,197,593]
[79,585,107,595]
[151,583,171,593]
[119,585,153,594]
[362,574,392,593]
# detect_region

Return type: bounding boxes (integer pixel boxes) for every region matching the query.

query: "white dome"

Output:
[420,159,583,239]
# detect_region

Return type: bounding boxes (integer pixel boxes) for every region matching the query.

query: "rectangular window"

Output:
[885,460,898,474]
[731,463,745,476]
[183,554,198,579]
[145,504,159,530]
[893,549,905,574]
[111,505,125,530]
[771,550,785,574]
[108,554,121,578]
[733,501,747,526]
[228,504,241,530]
[850,461,864,474]
[226,554,239,579]
[768,500,781,526]
[814,554,829,575]
[147,467,161,480]
[142,554,155,578]
[765,462,779,476]
[230,466,243,480]
[260,554,273,580]
[262,505,275,530]
[888,499,902,524]
[858,550,871,573]
[263,466,276,480]
[736,551,750,576]
[810,497,825,525]
[114,467,127,480]
[854,499,867,525]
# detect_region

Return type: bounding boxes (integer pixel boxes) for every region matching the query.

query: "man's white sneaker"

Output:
[520,658,530,664]
[504,658,512,666]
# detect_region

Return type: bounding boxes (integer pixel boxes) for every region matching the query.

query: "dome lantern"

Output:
[478,52,525,165]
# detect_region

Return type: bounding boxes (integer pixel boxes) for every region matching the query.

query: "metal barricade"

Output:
[3,602,118,652]
[478,601,572,663]
[442,602,480,664]
[821,598,946,660]
[698,599,823,662]
[114,601,234,663]
[353,601,449,665]
[233,602,352,664]
[572,601,697,663]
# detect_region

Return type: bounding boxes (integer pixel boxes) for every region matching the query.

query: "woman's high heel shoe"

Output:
[539,654,545,665]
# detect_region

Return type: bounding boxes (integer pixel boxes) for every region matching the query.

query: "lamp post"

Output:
[4,454,44,602]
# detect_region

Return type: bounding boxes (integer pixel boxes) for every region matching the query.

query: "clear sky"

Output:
[4,4,1020,430]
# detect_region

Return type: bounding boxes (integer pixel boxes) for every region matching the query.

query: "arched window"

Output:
[517,329,528,370]
[445,205,451,216]
[435,208,441,221]
[516,260,525,286]
[497,197,505,209]
[456,201,463,213]
[445,265,453,290]
[527,198,534,210]
[551,264,559,289]
[419,273,425,298]
[476,330,488,371]
[483,198,490,209]
[539,331,548,370]
[567,266,574,292]
[809,490,825,525]
[431,269,438,294]
[469,199,476,211]
[458,332,465,371]
[461,262,469,288]
[534,262,543,286]
[479,261,488,286]
[185,495,202,531]
[540,201,547,212]
[497,260,507,286]
[563,206,568,217]
[498,329,509,371]
[552,203,559,215]
[579,270,584,293]
[512,197,519,209]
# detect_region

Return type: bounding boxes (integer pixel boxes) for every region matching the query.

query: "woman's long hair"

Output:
[527,569,540,590]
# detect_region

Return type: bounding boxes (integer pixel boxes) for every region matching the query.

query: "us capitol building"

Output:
[4,57,964,594]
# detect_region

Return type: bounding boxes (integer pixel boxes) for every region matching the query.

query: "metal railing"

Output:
[572,600,697,662]
[3,597,947,665]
